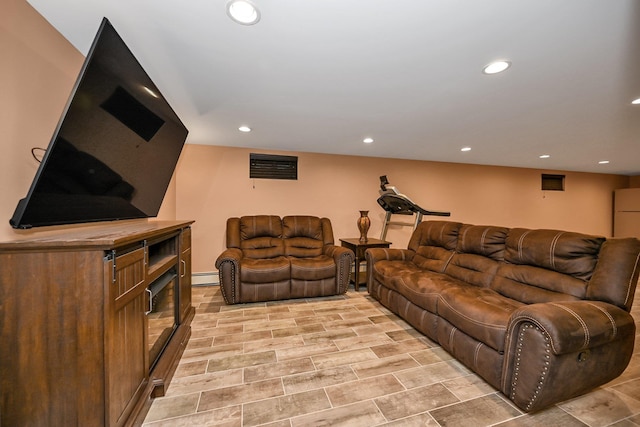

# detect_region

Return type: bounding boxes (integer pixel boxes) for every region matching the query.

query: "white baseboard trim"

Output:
[192,271,219,286]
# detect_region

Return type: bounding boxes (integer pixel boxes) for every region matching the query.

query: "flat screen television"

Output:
[10,18,188,229]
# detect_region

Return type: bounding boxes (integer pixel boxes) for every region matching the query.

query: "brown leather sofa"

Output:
[215,215,355,304]
[366,220,640,412]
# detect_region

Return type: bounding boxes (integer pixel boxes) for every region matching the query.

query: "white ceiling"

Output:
[28,0,640,175]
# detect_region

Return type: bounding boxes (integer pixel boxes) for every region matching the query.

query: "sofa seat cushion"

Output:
[373,260,461,312]
[290,255,335,281]
[438,285,525,352]
[240,256,290,283]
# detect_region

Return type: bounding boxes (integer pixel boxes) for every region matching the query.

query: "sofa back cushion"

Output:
[408,221,462,272]
[227,215,285,259]
[492,228,605,304]
[283,216,326,257]
[446,225,508,287]
[458,224,509,261]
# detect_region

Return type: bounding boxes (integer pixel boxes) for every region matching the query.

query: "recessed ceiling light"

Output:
[632,98,640,105]
[143,86,158,98]
[238,125,251,132]
[363,137,374,144]
[461,147,471,152]
[226,0,260,25]
[539,154,550,159]
[483,61,511,75]
[598,160,610,164]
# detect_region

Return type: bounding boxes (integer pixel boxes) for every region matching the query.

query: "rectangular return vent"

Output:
[541,174,565,191]
[250,153,298,180]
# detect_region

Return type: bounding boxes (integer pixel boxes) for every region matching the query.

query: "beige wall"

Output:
[2,3,635,274]
[1,0,176,238]
[177,144,629,272]
[0,0,83,240]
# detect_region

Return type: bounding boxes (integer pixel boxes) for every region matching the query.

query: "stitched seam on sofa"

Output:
[442,251,455,273]
[244,264,290,273]
[449,326,457,350]
[473,342,483,368]
[586,302,617,339]
[420,310,427,330]
[292,265,333,272]
[549,232,565,270]
[624,252,640,307]
[403,299,411,318]
[550,303,590,348]
[460,226,470,253]
[517,230,532,262]
[439,298,506,329]
[481,227,489,255]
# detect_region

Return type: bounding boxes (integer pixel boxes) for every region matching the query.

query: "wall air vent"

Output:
[250,153,298,180]
[541,174,565,191]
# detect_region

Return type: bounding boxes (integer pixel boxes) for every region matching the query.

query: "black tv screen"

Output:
[10,18,188,229]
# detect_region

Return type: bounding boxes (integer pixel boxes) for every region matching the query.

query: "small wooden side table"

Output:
[339,238,391,291]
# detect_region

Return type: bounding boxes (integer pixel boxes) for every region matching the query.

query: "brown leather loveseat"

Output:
[216,215,354,304]
[366,220,640,412]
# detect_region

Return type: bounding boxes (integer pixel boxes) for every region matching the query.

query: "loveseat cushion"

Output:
[437,285,524,352]
[240,215,283,239]
[241,237,286,259]
[283,216,324,257]
[234,215,285,259]
[290,255,336,280]
[240,256,290,283]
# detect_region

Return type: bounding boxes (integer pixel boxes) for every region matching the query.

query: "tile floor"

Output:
[143,285,640,427]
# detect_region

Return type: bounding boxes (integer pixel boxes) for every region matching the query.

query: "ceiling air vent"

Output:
[250,153,298,180]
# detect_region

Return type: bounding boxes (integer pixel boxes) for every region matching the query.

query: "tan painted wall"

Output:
[176,144,629,272]
[1,0,84,240]
[2,4,633,274]
[1,0,176,240]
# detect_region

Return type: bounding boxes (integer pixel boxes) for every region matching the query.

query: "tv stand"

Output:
[0,220,194,426]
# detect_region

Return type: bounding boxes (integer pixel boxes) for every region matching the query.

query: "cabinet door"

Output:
[105,247,148,427]
[179,228,192,323]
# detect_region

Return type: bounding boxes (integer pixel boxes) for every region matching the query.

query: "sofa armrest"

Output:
[365,248,415,292]
[215,248,243,304]
[503,301,636,412]
[324,245,355,294]
[365,247,413,263]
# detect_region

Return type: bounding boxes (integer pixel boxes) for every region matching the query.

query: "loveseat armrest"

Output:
[503,301,636,412]
[324,245,355,294]
[215,248,243,304]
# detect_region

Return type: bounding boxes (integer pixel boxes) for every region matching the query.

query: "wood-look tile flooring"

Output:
[143,286,640,427]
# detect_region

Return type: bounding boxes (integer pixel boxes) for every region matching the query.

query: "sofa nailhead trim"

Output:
[511,323,550,411]
[217,259,236,304]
